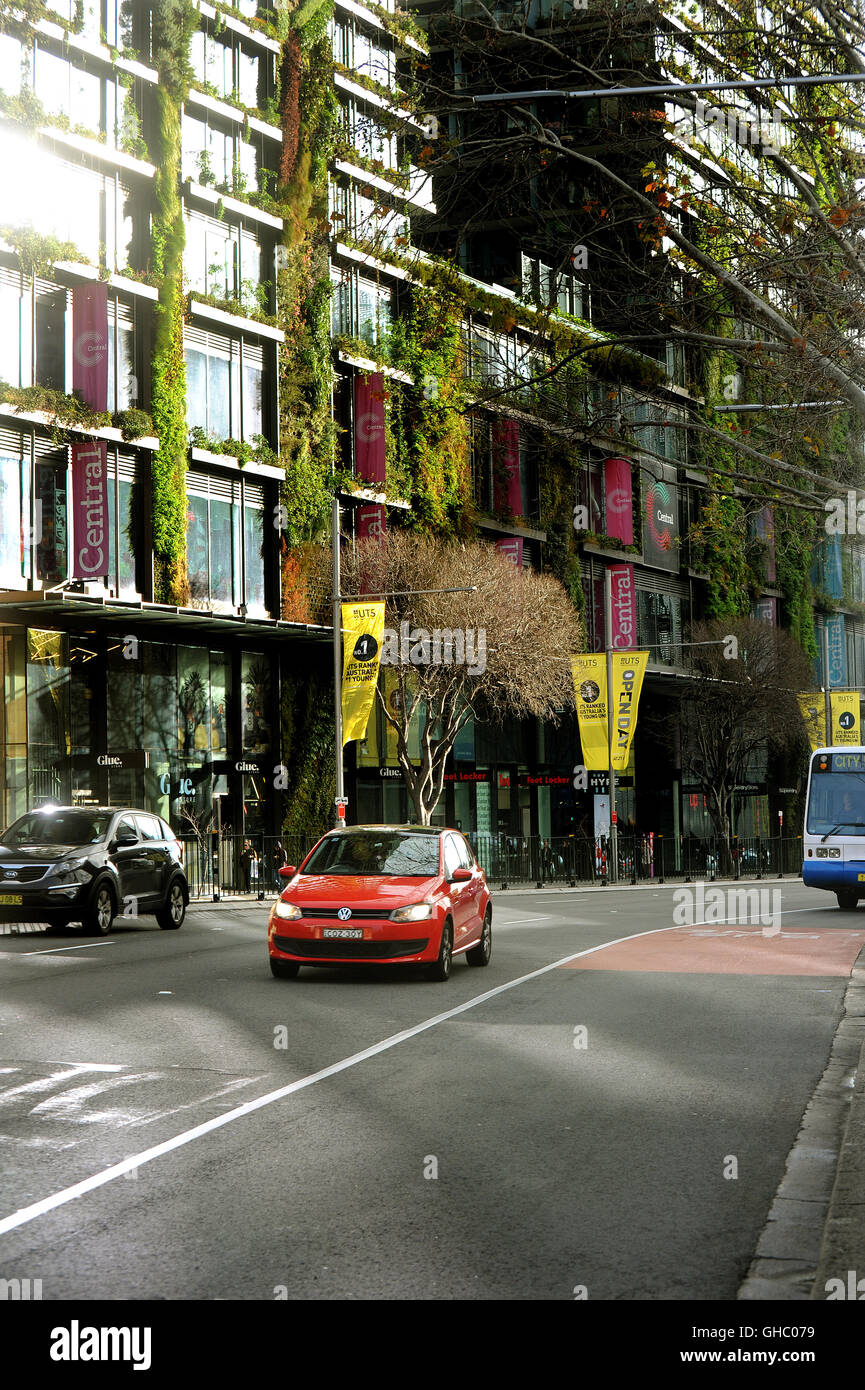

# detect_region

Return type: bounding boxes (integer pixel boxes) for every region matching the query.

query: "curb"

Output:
[810,953,865,1298]
[738,946,865,1300]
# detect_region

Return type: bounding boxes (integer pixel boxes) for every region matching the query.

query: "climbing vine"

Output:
[147,0,197,605]
[280,667,336,839]
[274,9,339,553]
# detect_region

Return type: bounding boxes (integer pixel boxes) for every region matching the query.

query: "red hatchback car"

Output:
[267,825,491,981]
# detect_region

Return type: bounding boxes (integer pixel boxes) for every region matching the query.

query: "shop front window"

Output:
[27,628,70,806]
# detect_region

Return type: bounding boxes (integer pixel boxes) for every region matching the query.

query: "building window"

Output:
[340,99,397,168]
[330,269,393,345]
[184,328,264,443]
[186,469,267,615]
[182,112,261,195]
[184,211,265,314]
[637,591,684,666]
[521,253,590,321]
[329,181,408,251]
[190,29,265,108]
[0,136,133,272]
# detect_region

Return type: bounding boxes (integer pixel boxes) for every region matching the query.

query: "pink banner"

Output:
[603,457,633,545]
[492,419,522,514]
[609,562,636,650]
[72,282,109,413]
[71,441,109,579]
[357,503,386,544]
[753,596,777,625]
[354,373,386,485]
[496,537,523,568]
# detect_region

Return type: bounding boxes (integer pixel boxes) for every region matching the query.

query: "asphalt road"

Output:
[0,879,861,1301]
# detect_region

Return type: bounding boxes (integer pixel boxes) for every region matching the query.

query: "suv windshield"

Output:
[302,831,440,877]
[1,811,113,848]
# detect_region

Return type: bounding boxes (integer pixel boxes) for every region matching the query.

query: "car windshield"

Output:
[301,831,441,878]
[0,811,113,848]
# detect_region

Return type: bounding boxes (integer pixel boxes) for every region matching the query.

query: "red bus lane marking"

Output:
[560,928,865,976]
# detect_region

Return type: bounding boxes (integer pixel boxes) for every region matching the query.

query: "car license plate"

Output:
[321,927,363,939]
[0,894,23,905]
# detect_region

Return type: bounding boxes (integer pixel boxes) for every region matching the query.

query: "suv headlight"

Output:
[390,903,433,922]
[46,858,88,883]
[274,900,302,920]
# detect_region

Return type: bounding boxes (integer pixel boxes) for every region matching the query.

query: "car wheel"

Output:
[836,890,858,911]
[156,880,186,930]
[270,957,300,979]
[467,907,492,967]
[426,920,453,981]
[82,883,116,935]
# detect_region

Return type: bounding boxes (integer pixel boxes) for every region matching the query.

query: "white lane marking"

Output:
[493,916,552,926]
[0,1064,126,1108]
[0,920,684,1237]
[23,942,117,956]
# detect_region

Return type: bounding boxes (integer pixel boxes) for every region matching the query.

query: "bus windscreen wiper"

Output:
[821,822,865,842]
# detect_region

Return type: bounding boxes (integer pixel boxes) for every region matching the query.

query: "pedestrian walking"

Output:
[272,839,288,888]
[239,839,257,893]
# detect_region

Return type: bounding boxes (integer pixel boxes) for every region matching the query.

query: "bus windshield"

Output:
[806,771,865,836]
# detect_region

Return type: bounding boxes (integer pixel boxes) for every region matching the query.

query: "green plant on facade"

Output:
[148,0,198,605]
[0,382,153,442]
[274,9,339,549]
[0,225,87,277]
[279,667,336,840]
[386,282,473,534]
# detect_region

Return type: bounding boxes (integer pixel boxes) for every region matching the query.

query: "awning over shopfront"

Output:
[0,590,332,644]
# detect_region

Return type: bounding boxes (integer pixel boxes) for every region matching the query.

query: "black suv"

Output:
[0,806,188,934]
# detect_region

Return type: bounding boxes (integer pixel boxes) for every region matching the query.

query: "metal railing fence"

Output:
[179,830,805,898]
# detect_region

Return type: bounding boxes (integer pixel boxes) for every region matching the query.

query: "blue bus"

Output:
[803,746,865,909]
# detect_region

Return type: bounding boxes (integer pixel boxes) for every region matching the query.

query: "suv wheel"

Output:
[156,880,186,930]
[82,883,116,935]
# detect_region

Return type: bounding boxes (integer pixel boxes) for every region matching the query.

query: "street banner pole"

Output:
[332,493,346,826]
[605,567,618,882]
[822,619,831,746]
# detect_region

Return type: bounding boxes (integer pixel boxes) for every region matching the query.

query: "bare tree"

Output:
[341,532,582,822]
[391,0,865,506]
[677,617,813,861]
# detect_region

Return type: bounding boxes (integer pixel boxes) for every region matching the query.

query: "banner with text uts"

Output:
[572,652,649,771]
[830,691,861,746]
[341,602,385,745]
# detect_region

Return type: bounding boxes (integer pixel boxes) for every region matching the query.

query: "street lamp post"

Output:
[332,492,346,829]
[469,73,865,106]
[604,566,618,884]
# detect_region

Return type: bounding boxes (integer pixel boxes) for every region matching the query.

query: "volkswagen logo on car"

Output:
[337,907,352,920]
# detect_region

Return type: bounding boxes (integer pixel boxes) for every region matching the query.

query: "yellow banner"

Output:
[572,654,609,770]
[573,652,649,771]
[611,651,649,772]
[341,602,385,745]
[797,692,825,752]
[830,691,860,746]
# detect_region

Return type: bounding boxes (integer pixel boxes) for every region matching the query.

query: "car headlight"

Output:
[46,859,88,883]
[390,903,434,922]
[274,900,302,920]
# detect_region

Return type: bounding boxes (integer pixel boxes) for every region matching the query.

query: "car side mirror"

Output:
[451,867,472,882]
[112,831,138,849]
[279,864,296,878]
